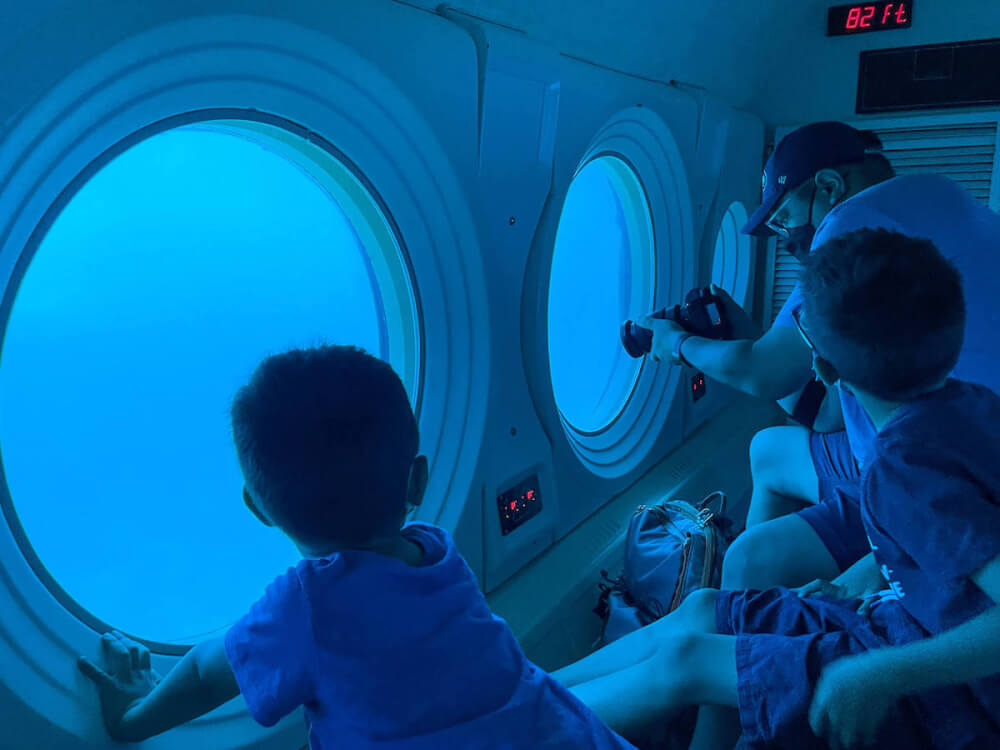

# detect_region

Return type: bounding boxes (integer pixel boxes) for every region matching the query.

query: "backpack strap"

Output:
[697,490,726,517]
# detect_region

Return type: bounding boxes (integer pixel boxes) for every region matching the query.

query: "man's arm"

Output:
[119,637,240,742]
[865,553,1000,693]
[679,323,815,401]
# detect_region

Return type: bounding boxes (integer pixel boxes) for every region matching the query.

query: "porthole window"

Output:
[0,119,419,646]
[710,201,752,308]
[547,155,655,433]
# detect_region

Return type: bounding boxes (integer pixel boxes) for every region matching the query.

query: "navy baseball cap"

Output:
[743,122,870,237]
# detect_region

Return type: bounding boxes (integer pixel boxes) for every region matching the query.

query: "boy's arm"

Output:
[119,637,240,742]
[865,553,1000,693]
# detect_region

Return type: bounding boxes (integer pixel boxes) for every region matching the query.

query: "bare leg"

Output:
[551,588,717,689]
[721,513,840,590]
[570,631,738,746]
[744,425,818,529]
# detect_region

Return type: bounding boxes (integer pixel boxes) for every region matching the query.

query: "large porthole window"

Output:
[711,201,752,308]
[547,155,655,434]
[0,118,420,647]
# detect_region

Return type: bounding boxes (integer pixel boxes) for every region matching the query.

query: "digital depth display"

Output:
[827,2,912,36]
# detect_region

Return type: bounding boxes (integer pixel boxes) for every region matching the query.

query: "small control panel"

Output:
[497,474,542,536]
[691,372,707,402]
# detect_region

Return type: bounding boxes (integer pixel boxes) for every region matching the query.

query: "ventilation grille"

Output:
[770,121,998,323]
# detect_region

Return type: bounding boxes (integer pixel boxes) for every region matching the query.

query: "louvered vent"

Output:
[769,120,998,324]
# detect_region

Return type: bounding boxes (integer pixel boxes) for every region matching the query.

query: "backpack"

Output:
[590,491,737,651]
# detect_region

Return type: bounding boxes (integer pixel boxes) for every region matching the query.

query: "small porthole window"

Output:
[0,119,419,645]
[547,155,655,434]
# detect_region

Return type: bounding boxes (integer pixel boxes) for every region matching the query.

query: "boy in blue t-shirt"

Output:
[77,347,636,748]
[554,228,1000,749]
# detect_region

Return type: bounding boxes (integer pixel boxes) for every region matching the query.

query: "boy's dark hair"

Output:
[800,228,965,401]
[231,345,419,548]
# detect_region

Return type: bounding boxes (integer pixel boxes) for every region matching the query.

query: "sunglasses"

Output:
[765,190,797,237]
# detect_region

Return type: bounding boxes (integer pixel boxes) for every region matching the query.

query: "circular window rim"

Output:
[709,200,753,310]
[0,14,489,747]
[548,152,655,435]
[544,107,695,478]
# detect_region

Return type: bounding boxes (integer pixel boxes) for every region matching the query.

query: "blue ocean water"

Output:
[548,156,650,432]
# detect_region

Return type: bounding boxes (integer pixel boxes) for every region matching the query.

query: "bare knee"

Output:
[749,427,786,480]
[747,427,814,527]
[722,528,785,590]
[674,588,719,632]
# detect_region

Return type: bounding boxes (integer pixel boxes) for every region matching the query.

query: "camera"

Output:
[620,286,733,358]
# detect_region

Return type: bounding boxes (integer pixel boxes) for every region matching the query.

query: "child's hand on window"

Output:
[78,630,162,741]
[809,652,900,750]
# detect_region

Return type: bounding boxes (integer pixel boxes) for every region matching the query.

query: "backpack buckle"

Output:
[697,508,714,527]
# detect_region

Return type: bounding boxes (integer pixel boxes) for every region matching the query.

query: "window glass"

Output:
[548,156,655,433]
[0,123,415,644]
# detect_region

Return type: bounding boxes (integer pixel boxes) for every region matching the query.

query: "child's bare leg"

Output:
[568,626,738,744]
[551,589,719,689]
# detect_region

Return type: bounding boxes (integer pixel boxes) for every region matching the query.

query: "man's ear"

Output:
[814,168,847,205]
[812,354,841,389]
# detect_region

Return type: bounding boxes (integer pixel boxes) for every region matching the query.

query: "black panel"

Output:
[691,372,706,402]
[858,38,1000,113]
[497,474,542,536]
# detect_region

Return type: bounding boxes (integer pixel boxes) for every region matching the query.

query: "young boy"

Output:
[552,228,1000,749]
[77,346,636,748]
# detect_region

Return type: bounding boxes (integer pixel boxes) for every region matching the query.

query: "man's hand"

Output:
[637,313,686,363]
[708,284,761,340]
[78,631,162,742]
[809,652,902,750]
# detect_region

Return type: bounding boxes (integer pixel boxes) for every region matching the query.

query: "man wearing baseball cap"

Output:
[640,121,1000,595]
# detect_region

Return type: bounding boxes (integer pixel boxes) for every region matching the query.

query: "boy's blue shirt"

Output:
[223,521,635,749]
[860,379,1000,724]
[773,173,1000,470]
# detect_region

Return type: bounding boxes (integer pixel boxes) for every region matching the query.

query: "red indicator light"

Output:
[510,501,516,510]
[526,490,534,499]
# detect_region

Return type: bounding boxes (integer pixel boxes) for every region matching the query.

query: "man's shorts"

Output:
[798,430,870,571]
[716,588,1000,750]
